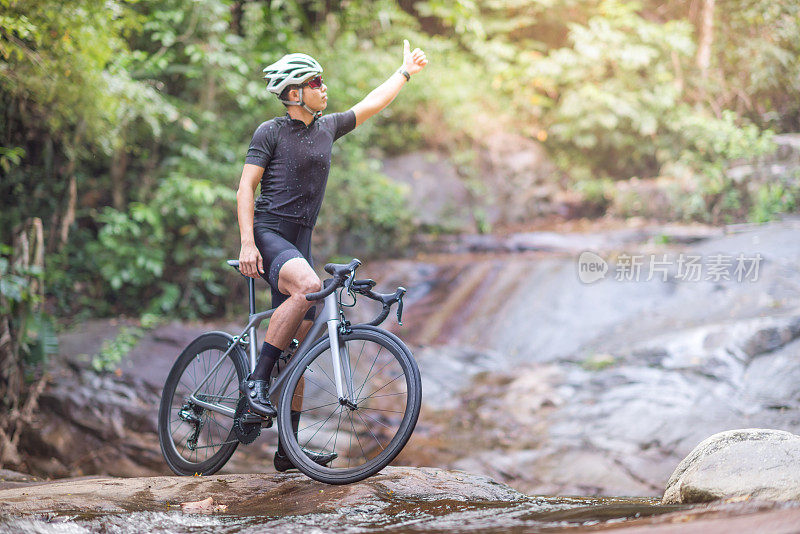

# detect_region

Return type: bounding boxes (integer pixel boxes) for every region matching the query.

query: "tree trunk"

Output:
[56,120,86,253]
[139,140,160,201]
[696,0,715,79]
[110,145,129,211]
[199,75,217,154]
[230,0,245,36]
[58,174,77,253]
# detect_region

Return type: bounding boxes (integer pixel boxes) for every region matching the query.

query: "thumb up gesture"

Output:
[402,39,428,76]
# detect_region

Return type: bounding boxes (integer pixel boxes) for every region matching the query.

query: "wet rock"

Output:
[0,470,41,491]
[0,467,526,516]
[381,151,476,231]
[662,429,800,504]
[415,345,506,410]
[19,370,165,478]
[28,218,800,500]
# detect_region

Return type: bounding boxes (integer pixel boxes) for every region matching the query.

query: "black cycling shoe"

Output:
[239,378,277,418]
[273,447,338,472]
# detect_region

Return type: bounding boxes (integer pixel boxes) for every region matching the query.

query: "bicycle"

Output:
[157,258,421,485]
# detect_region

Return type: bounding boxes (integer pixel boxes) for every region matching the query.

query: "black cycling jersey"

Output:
[246,110,356,228]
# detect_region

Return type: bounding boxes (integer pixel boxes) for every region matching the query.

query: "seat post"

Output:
[248,277,256,315]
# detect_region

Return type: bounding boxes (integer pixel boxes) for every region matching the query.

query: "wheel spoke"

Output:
[300,405,341,448]
[355,345,383,400]
[356,409,386,451]
[361,391,407,400]
[300,374,338,399]
[349,411,368,462]
[358,374,405,403]
[357,409,394,431]
[298,401,340,414]
[359,407,405,414]
[314,359,337,388]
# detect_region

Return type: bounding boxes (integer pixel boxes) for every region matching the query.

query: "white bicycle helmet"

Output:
[263,53,323,117]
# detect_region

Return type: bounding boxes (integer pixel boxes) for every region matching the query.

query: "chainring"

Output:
[233,396,262,444]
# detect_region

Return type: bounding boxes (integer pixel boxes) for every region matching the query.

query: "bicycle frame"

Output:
[187,277,351,418]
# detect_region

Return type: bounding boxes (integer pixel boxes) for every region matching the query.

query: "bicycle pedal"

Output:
[241,412,265,425]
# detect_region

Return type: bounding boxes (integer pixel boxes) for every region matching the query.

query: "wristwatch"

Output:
[397,68,411,82]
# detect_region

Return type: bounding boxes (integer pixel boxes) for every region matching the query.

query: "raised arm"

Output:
[351,40,428,128]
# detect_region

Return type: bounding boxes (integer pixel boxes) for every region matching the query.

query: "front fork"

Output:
[324,292,356,405]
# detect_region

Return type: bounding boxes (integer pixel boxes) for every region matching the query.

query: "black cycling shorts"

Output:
[253,213,316,320]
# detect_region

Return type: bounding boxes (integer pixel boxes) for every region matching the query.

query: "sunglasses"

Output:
[303,75,323,89]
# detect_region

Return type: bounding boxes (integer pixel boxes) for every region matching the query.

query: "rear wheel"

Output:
[158,332,247,475]
[278,327,421,484]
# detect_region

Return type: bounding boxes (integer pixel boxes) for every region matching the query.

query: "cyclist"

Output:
[236,41,427,471]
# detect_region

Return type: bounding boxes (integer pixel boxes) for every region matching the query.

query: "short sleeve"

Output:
[245,120,278,167]
[330,110,356,141]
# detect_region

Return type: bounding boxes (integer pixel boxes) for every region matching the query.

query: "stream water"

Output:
[0,496,685,533]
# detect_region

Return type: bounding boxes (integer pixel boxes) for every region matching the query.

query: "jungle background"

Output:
[2,0,800,471]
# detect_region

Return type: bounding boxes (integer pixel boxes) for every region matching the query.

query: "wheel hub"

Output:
[339,398,358,410]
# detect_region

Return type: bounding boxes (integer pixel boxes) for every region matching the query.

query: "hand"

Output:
[239,242,264,279]
[402,39,428,76]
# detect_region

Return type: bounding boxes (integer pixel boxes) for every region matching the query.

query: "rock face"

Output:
[662,429,800,504]
[395,220,800,496]
[29,218,800,498]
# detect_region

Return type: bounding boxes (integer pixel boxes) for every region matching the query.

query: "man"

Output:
[236,41,427,471]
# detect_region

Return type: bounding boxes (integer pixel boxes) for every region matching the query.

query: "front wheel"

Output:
[278,327,421,484]
[158,332,247,475]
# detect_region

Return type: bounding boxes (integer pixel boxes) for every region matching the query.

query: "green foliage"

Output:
[524,1,696,180]
[418,0,797,223]
[91,326,142,373]
[663,110,777,222]
[750,183,797,223]
[0,146,24,173]
[89,174,235,317]
[3,0,800,324]
[89,315,160,372]
[0,248,57,365]
[581,353,616,371]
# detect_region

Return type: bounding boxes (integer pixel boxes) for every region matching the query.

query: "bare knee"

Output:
[300,276,322,295]
[289,276,321,299]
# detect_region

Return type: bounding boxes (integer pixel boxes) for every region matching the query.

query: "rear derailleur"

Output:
[178,401,204,451]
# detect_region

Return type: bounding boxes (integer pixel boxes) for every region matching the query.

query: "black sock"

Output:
[252,341,282,381]
[277,410,301,456]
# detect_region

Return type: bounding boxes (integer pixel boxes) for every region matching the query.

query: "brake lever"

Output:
[395,287,406,326]
[339,278,357,307]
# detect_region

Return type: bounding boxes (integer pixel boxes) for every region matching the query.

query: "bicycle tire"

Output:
[278,326,421,484]
[158,331,248,475]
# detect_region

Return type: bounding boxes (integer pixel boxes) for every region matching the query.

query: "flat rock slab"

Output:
[597,501,800,534]
[663,429,800,504]
[0,467,526,516]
